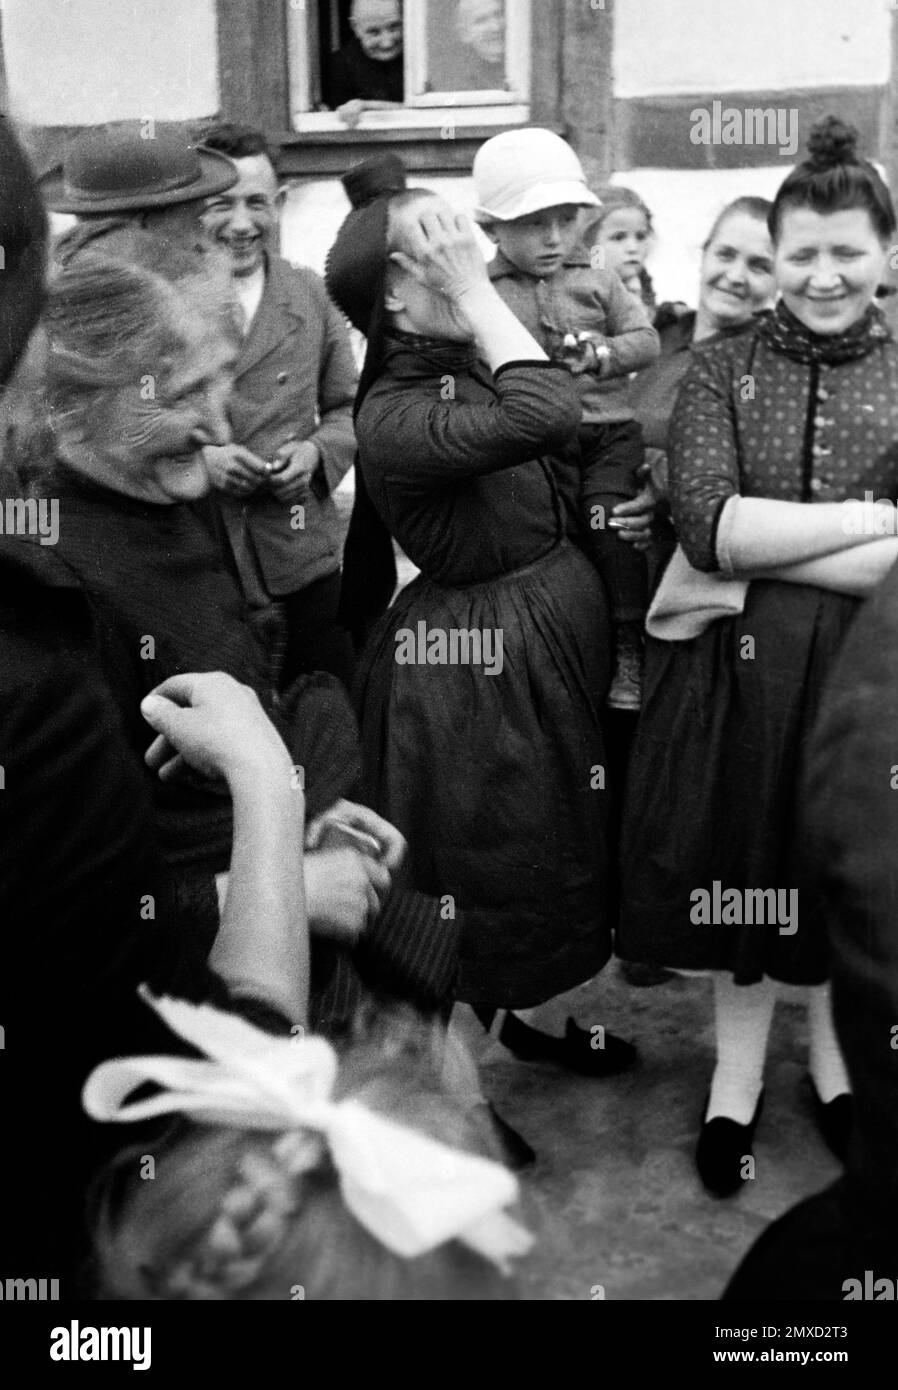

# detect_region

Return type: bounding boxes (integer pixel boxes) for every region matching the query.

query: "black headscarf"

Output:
[326,153,407,651]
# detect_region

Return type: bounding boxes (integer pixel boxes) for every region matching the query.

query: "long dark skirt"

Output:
[355,542,614,1008]
[619,580,860,985]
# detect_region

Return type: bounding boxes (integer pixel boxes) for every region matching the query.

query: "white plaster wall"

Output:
[1,0,219,124]
[614,0,891,97]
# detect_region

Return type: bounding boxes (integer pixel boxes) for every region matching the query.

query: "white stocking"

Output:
[807,982,851,1102]
[707,973,778,1123]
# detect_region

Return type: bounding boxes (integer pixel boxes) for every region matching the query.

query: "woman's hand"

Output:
[305,798,407,873]
[303,847,392,942]
[609,465,659,553]
[390,203,491,306]
[203,444,269,497]
[141,672,294,790]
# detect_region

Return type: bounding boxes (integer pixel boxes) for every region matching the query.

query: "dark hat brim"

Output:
[39,145,237,214]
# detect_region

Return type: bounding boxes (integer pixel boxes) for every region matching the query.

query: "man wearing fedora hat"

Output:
[40,120,237,263]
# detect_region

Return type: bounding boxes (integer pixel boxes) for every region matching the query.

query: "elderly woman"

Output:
[19,241,461,1033]
[0,120,312,1292]
[620,117,898,1196]
[326,155,636,1089]
[630,195,775,520]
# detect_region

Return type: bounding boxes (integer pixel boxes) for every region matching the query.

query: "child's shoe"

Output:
[607,624,643,711]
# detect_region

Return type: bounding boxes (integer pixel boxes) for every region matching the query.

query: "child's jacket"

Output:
[489,249,660,424]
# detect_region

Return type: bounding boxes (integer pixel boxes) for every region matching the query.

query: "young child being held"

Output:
[585,185,691,330]
[473,130,660,709]
[586,184,656,312]
[83,992,532,1300]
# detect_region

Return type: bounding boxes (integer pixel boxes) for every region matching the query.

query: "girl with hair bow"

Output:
[84,991,532,1301]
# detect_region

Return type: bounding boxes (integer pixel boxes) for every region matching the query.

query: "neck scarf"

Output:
[758,298,891,366]
[386,327,478,374]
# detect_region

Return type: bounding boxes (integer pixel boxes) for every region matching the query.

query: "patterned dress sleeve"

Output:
[668,344,742,572]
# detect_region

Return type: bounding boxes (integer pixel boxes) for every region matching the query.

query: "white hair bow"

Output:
[82,989,533,1272]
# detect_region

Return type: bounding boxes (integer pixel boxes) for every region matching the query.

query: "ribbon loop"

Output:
[82,990,533,1271]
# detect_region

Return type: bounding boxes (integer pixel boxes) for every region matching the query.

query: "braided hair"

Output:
[89,1026,518,1302]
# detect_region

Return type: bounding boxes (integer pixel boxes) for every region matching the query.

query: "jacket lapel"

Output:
[236,255,307,379]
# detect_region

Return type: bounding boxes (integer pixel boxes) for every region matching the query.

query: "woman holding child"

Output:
[620,117,898,1195]
[327,153,636,1079]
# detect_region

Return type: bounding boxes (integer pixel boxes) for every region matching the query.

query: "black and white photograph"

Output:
[0,0,897,1351]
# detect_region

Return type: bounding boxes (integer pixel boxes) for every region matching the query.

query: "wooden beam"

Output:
[216,0,289,132]
[562,0,614,185]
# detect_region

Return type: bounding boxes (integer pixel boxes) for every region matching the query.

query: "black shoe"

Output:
[695,1091,765,1198]
[619,960,676,988]
[809,1079,853,1162]
[484,1103,536,1170]
[498,1012,637,1077]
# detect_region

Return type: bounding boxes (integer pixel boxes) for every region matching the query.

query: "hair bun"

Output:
[806,116,860,170]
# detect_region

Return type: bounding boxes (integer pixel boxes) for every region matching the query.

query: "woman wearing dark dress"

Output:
[620,117,898,1195]
[610,197,774,991]
[326,157,635,1078]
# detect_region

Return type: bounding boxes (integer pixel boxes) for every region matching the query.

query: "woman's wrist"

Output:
[452,280,499,322]
[227,751,302,806]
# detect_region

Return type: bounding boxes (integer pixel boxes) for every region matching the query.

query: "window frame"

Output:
[286,0,532,134]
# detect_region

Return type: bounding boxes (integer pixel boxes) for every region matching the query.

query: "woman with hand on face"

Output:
[620,117,898,1196]
[326,157,636,1126]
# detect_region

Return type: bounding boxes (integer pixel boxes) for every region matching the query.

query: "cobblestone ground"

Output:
[453,967,840,1302]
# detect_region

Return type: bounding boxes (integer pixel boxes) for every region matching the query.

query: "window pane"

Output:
[427,0,509,93]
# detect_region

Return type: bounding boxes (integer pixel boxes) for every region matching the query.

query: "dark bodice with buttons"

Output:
[668,323,898,570]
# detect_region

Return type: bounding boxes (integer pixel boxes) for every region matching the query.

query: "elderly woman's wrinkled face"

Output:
[351,0,403,63]
[700,212,775,331]
[97,313,235,503]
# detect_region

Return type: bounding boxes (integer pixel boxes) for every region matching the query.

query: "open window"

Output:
[287,0,531,133]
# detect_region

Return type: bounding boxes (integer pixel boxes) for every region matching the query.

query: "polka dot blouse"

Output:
[668,323,898,572]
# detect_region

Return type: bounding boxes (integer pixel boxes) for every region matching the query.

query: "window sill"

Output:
[276,109,560,177]
[290,105,530,135]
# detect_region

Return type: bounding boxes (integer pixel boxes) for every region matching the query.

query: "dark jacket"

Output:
[324,36,404,107]
[799,552,898,1259]
[0,537,220,1287]
[218,255,357,599]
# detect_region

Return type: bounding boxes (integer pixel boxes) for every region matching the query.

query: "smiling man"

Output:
[200,123,357,690]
